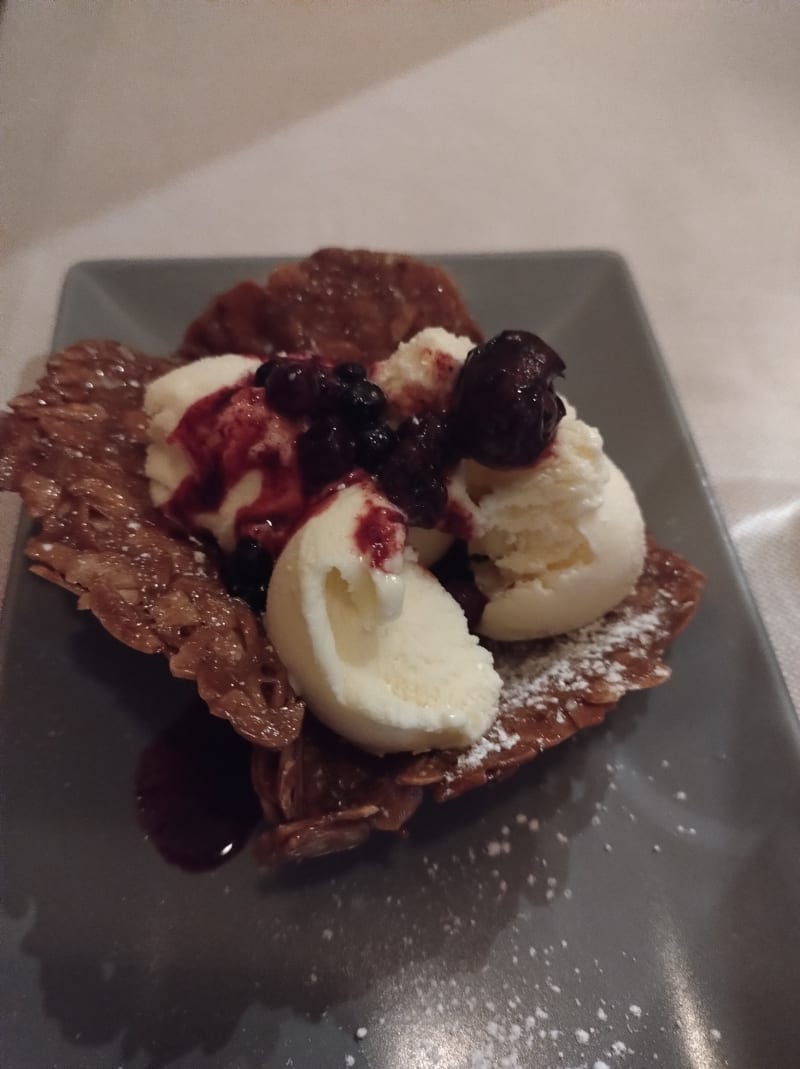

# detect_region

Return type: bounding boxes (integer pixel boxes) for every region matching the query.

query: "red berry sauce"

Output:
[167,374,305,558]
[354,502,406,570]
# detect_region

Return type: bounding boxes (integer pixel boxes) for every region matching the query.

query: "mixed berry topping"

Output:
[333,362,367,384]
[257,354,396,494]
[450,330,566,468]
[339,379,386,428]
[168,329,567,615]
[264,358,331,418]
[355,422,397,473]
[378,413,450,528]
[297,417,356,494]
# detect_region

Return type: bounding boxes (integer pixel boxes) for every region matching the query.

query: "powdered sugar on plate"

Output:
[319,741,726,1069]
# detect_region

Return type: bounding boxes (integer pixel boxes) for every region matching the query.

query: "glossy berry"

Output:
[315,371,344,414]
[378,414,449,527]
[380,465,447,528]
[221,537,273,613]
[355,422,397,473]
[397,413,451,466]
[431,542,488,634]
[449,330,566,468]
[264,360,326,418]
[334,362,367,384]
[339,380,386,428]
[541,390,566,443]
[253,360,278,388]
[296,418,356,493]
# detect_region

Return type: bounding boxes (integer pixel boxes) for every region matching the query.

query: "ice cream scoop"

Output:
[265,482,502,754]
[144,354,305,554]
[468,408,645,640]
[144,353,260,511]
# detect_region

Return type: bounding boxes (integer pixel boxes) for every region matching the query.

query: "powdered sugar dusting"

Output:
[450,598,673,777]
[458,721,522,771]
[495,604,669,715]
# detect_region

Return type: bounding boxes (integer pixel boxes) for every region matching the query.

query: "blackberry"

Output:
[221,537,273,614]
[297,418,356,493]
[449,330,565,468]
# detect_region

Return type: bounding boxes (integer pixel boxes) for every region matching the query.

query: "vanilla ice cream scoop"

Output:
[144,354,304,554]
[265,482,502,754]
[468,408,645,640]
[144,354,265,550]
[145,354,260,506]
[370,327,474,422]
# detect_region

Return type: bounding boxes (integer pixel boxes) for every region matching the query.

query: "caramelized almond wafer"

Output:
[252,725,424,866]
[0,340,303,749]
[179,248,483,364]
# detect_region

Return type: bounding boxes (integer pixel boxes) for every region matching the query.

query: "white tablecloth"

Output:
[2,0,798,710]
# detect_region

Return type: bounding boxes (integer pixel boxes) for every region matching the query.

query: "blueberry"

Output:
[355,423,397,473]
[431,542,488,633]
[334,362,367,384]
[234,537,267,572]
[265,361,325,418]
[221,538,273,613]
[339,380,386,428]
[316,371,344,414]
[378,414,450,527]
[296,418,356,493]
[380,463,447,529]
[253,361,277,388]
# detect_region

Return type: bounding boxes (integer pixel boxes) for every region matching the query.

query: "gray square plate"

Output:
[2,254,799,1069]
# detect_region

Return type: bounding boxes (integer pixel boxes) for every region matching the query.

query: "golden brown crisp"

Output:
[179,248,483,364]
[0,340,303,750]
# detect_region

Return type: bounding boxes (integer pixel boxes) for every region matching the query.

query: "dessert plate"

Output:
[1,253,798,1069]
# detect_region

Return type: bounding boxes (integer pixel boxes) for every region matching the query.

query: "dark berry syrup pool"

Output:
[135,700,262,872]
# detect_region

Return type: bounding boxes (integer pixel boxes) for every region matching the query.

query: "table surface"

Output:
[1,0,798,713]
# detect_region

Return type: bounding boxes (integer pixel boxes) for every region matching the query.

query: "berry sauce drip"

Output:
[449,330,566,468]
[135,701,262,871]
[354,503,406,569]
[167,373,304,557]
